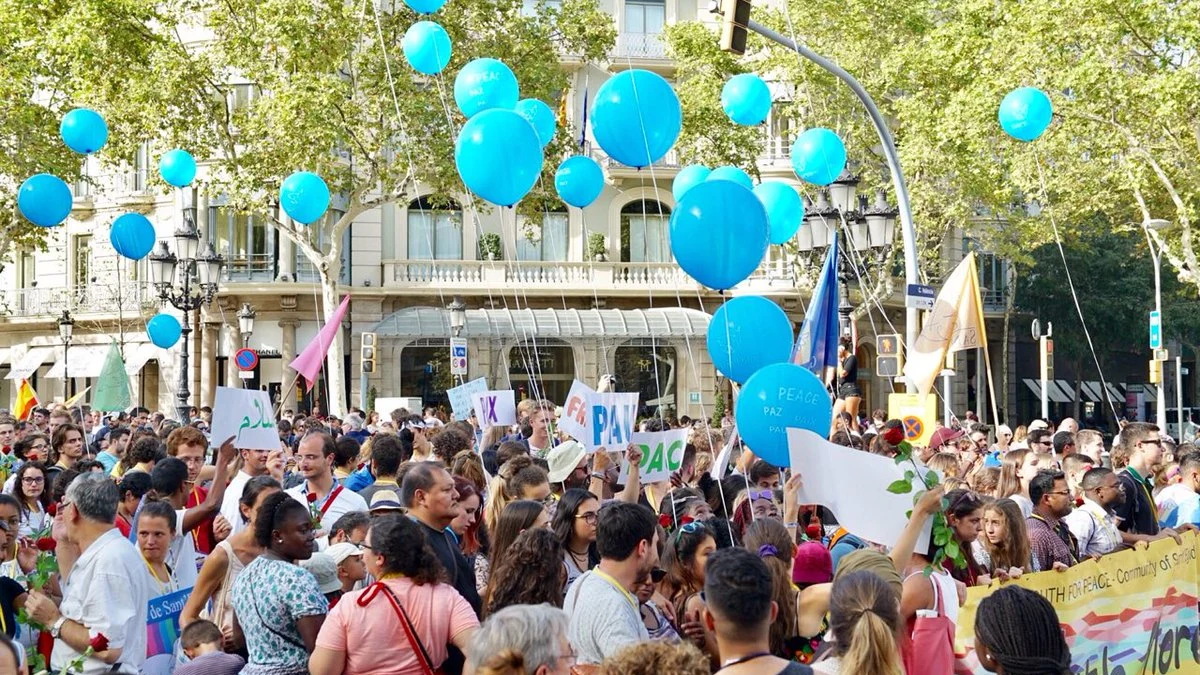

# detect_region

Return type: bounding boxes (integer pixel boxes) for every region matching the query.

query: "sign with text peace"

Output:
[558,379,595,441]
[582,392,639,453]
[211,386,278,451]
[619,428,689,484]
[473,390,517,428]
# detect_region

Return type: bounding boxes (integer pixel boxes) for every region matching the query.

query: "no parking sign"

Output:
[887,393,937,447]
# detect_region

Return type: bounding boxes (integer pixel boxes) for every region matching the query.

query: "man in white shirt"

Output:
[218,444,276,536]
[285,432,367,534]
[1064,467,1123,558]
[24,473,153,675]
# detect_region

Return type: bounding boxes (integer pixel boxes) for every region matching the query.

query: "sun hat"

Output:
[299,552,342,594]
[546,440,587,483]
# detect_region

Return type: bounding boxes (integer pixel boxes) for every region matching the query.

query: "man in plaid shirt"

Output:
[1026,470,1078,571]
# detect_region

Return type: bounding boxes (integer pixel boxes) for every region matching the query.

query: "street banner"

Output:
[143,587,192,675]
[618,428,689,484]
[954,533,1200,674]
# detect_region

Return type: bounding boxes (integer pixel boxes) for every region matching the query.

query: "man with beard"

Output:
[564,501,659,665]
[546,440,590,494]
[1064,467,1124,558]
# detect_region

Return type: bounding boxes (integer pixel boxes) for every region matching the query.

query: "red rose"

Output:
[88,633,109,653]
[306,493,318,503]
[658,514,671,529]
[883,426,905,446]
[1074,496,1085,508]
[35,537,56,552]
[805,523,822,541]
[46,502,57,517]
[679,516,694,526]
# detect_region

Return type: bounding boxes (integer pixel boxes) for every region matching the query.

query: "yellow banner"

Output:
[955,533,1200,674]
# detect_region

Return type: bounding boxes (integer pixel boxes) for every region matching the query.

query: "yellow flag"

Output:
[14,379,37,421]
[64,386,90,408]
[903,252,988,395]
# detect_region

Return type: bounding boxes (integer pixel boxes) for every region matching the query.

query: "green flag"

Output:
[92,341,132,412]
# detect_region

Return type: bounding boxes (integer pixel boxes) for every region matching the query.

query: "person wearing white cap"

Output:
[300,552,345,607]
[546,440,590,494]
[325,543,367,596]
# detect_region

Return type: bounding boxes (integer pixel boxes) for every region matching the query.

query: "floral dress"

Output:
[231,556,328,675]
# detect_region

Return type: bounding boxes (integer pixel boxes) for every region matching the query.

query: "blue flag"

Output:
[792,232,841,379]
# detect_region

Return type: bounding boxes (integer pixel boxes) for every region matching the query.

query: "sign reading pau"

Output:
[619,428,689,484]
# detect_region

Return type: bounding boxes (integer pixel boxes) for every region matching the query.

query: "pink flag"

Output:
[289,294,351,391]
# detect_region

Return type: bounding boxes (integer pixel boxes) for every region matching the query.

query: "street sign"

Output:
[905,283,936,311]
[1150,310,1162,349]
[234,348,259,372]
[450,337,468,376]
[238,370,254,380]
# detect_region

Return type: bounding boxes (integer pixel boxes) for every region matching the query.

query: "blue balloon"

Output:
[60,108,108,155]
[110,213,156,260]
[158,149,197,188]
[721,73,771,126]
[707,165,753,190]
[514,99,556,147]
[998,87,1053,142]
[404,0,446,13]
[555,155,604,208]
[280,171,331,225]
[707,296,793,384]
[455,109,543,206]
[791,128,846,186]
[753,182,805,244]
[735,363,833,467]
[147,313,182,349]
[17,174,72,228]
[402,21,452,75]
[672,165,710,201]
[454,58,519,118]
[670,180,768,290]
[591,69,681,168]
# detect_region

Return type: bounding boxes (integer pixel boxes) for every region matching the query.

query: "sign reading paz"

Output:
[473,390,517,428]
[619,428,688,484]
[583,392,638,453]
[211,387,277,451]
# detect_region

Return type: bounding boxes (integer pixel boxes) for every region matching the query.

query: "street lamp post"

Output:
[238,303,256,389]
[1145,218,1170,430]
[448,296,467,338]
[57,310,75,402]
[149,187,224,423]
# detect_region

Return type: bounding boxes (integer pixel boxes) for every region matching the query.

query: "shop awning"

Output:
[46,345,110,379]
[373,306,711,340]
[6,347,53,380]
[1023,378,1073,403]
[124,343,162,375]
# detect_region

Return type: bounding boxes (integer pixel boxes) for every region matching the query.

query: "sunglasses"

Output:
[651,568,667,583]
[747,489,774,501]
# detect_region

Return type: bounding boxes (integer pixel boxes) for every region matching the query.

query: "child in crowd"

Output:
[176,620,246,675]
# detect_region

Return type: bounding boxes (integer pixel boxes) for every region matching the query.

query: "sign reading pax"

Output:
[473,390,517,428]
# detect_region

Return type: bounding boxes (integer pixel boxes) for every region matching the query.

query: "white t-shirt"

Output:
[169,508,199,591]
[285,481,369,532]
[219,471,254,537]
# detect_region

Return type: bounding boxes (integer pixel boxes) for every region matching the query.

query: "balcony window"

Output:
[209,204,276,282]
[129,142,150,192]
[17,249,35,288]
[765,102,795,160]
[516,209,569,262]
[964,238,1009,309]
[296,207,351,284]
[619,0,665,57]
[620,200,671,263]
[407,197,463,261]
[72,235,92,289]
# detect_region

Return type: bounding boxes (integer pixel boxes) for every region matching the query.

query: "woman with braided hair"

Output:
[973,586,1070,675]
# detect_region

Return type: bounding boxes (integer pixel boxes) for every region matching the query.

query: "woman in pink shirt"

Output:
[309,514,480,675]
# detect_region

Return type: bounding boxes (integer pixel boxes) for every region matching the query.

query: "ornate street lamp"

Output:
[448,296,467,337]
[58,310,75,401]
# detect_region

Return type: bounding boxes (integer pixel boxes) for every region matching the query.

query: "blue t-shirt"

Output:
[1157,484,1200,529]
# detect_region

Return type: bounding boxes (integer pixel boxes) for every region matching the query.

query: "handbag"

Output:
[902,572,955,675]
[368,581,446,675]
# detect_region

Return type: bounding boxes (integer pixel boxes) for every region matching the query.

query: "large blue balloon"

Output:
[591,70,681,168]
[402,21,452,75]
[791,128,846,186]
[754,182,804,244]
[721,74,771,126]
[998,87,1053,142]
[158,149,197,188]
[707,296,793,384]
[454,58,519,118]
[670,180,768,290]
[17,174,72,228]
[110,213,156,260]
[735,362,833,467]
[147,313,182,349]
[555,155,604,208]
[280,171,331,225]
[514,99,556,147]
[672,164,710,202]
[404,0,446,13]
[455,109,543,206]
[707,165,753,190]
[60,108,108,155]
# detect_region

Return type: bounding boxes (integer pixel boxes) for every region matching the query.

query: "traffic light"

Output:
[361,332,377,375]
[717,0,752,55]
[876,333,902,378]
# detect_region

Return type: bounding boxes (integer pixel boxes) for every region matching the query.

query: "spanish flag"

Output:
[13,379,37,421]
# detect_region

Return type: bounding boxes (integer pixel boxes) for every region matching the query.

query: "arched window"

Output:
[407,197,462,261]
[614,339,676,417]
[620,200,671,263]
[516,205,569,262]
[508,339,575,403]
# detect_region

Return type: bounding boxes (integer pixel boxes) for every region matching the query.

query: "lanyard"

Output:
[592,569,638,611]
[310,485,345,517]
[143,555,171,594]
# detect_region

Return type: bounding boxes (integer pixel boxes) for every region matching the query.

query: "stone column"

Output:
[279,318,299,413]
[200,323,219,407]
[224,323,241,387]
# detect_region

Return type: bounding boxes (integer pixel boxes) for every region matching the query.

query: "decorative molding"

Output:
[280,295,298,311]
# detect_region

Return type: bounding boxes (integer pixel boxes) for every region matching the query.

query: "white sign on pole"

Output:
[558,379,596,441]
[447,377,488,421]
[473,390,517,428]
[618,428,688,484]
[450,337,468,376]
[711,426,739,479]
[582,392,639,453]
[211,386,279,451]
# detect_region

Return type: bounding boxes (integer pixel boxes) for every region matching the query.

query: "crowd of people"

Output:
[0,394,1180,675]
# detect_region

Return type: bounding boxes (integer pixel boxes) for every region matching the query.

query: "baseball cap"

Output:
[792,541,833,585]
[546,440,587,483]
[929,426,964,450]
[299,552,342,594]
[369,489,405,514]
[326,542,364,566]
[1028,419,1050,431]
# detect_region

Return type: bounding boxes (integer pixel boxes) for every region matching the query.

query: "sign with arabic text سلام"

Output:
[211,386,278,450]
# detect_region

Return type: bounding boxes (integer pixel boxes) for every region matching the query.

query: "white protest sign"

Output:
[447,377,488,421]
[212,387,279,451]
[558,379,595,441]
[618,428,689,484]
[711,426,739,479]
[582,392,638,453]
[473,390,517,428]
[787,428,931,552]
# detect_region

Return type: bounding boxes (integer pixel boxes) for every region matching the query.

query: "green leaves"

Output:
[887,478,913,494]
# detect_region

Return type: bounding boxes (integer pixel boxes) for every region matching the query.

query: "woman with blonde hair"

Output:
[996,448,1040,517]
[484,455,551,533]
[813,570,904,675]
[973,498,1033,578]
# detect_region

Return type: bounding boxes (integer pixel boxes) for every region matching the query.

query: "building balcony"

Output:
[0,282,158,320]
[591,146,682,182]
[610,33,673,74]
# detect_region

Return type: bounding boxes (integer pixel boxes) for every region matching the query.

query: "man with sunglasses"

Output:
[1064,467,1124,558]
[1112,422,1185,545]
